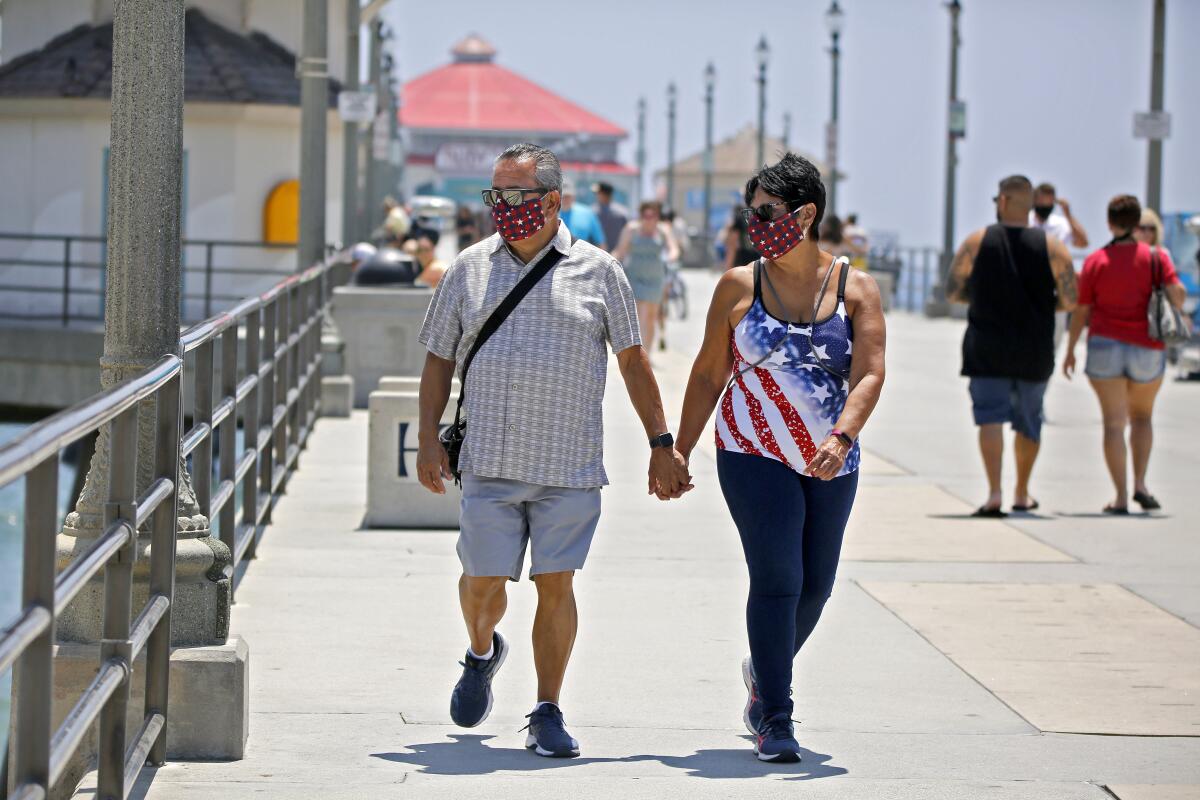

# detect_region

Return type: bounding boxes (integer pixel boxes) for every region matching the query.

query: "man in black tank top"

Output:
[946,175,1079,516]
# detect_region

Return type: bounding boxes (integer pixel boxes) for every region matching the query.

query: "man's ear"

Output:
[543,190,561,216]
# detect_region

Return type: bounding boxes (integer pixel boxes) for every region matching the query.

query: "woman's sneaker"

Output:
[522,703,580,758]
[755,712,802,763]
[449,632,507,728]
[742,655,764,734]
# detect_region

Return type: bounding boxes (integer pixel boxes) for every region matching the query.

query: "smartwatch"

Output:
[832,429,854,448]
[649,432,675,450]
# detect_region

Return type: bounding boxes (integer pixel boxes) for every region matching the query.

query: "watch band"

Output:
[832,429,854,448]
[649,432,674,450]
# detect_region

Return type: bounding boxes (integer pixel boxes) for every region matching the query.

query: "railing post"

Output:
[242,306,261,559]
[274,290,288,481]
[288,282,301,458]
[204,242,215,320]
[219,324,238,565]
[97,406,138,800]
[259,299,276,522]
[11,455,58,796]
[146,370,182,766]
[193,340,214,524]
[62,236,73,327]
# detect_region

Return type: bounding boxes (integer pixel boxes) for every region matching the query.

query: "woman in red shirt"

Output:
[1063,195,1186,514]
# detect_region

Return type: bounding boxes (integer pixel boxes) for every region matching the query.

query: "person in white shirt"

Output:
[1030,183,1089,249]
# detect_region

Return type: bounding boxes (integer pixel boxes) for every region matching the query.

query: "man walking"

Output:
[416,143,691,758]
[557,178,606,248]
[1030,182,1089,249]
[591,181,629,254]
[947,175,1078,516]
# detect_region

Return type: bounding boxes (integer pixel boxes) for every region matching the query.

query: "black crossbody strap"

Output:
[454,247,565,419]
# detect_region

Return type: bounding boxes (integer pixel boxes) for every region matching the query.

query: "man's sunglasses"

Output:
[481,188,548,208]
[740,201,796,223]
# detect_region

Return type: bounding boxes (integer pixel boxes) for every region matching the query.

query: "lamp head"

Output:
[825,1,845,35]
[755,36,770,69]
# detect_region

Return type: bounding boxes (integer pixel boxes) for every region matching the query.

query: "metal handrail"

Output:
[0,253,334,799]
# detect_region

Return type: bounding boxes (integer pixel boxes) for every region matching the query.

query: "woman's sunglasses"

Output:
[481,188,548,208]
[740,201,795,223]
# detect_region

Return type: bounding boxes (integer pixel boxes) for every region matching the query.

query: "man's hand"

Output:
[648,447,694,500]
[1057,198,1072,217]
[417,437,452,494]
[804,436,850,481]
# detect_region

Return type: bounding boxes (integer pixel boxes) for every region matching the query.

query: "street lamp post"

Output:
[341,0,360,246]
[755,37,769,169]
[635,97,647,209]
[1146,0,1166,213]
[782,111,792,150]
[298,0,328,270]
[666,82,677,212]
[702,62,716,261]
[825,1,844,218]
[929,0,963,317]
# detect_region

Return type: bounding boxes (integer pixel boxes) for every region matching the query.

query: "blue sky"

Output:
[385,0,1198,249]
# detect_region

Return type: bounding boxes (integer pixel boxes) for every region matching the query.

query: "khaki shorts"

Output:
[458,474,602,581]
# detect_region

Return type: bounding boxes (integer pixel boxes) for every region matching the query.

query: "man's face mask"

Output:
[1033,203,1054,221]
[491,195,547,242]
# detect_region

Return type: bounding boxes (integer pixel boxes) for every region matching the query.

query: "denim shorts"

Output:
[968,377,1048,442]
[1085,335,1166,383]
[459,474,601,581]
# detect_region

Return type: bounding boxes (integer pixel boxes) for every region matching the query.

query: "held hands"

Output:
[416,437,453,495]
[648,447,694,501]
[804,435,850,481]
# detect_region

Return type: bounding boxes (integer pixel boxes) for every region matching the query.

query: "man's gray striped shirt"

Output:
[419,223,641,488]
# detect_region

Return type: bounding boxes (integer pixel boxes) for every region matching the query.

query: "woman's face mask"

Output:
[748,206,808,260]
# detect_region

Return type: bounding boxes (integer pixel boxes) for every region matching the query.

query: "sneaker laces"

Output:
[519,703,564,733]
[455,658,488,697]
[759,713,797,741]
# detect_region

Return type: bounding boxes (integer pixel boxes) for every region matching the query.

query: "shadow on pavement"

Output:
[372,733,848,781]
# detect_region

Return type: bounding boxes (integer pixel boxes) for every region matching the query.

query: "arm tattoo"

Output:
[946,242,974,303]
[1055,255,1079,308]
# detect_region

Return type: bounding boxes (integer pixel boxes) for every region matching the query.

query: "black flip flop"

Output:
[971,506,1007,518]
[1102,504,1130,516]
[1133,491,1161,511]
[1011,500,1040,512]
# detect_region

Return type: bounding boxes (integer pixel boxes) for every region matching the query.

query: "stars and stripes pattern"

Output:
[491,197,546,242]
[716,296,861,477]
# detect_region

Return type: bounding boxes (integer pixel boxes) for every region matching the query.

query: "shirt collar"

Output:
[489,219,573,263]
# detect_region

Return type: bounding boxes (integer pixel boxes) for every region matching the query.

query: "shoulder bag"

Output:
[1146,246,1191,345]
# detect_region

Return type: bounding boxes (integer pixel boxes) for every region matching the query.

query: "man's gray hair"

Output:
[495,143,563,193]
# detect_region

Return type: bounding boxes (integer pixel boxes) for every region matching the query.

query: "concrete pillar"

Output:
[46,1,246,789]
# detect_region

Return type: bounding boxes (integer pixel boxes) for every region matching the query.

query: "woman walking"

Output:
[675,154,886,762]
[1064,195,1187,513]
[612,201,679,350]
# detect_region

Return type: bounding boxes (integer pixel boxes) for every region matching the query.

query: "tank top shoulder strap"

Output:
[835,256,850,303]
[753,258,763,303]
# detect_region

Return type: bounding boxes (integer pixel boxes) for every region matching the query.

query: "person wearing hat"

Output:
[558,178,606,248]
[592,181,629,254]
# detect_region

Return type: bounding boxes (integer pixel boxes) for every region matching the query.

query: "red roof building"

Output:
[399,35,634,208]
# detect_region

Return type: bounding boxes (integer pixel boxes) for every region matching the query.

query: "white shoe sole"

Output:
[453,633,508,728]
[525,732,580,758]
[755,748,801,763]
[741,655,757,735]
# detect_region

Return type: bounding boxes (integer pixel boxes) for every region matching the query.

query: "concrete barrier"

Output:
[378,375,460,393]
[331,286,435,407]
[366,389,461,529]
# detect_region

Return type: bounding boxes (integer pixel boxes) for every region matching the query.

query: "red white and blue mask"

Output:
[491,196,547,242]
[748,209,806,260]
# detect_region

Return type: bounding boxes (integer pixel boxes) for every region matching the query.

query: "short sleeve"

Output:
[418,261,463,361]
[1077,253,1099,306]
[1158,248,1181,285]
[600,258,641,353]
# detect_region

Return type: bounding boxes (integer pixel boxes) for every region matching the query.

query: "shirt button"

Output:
[508,425,516,432]
[511,383,519,389]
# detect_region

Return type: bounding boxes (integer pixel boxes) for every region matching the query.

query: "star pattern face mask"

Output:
[491,196,547,242]
[747,208,806,260]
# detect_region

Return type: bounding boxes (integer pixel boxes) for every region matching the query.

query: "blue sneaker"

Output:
[755,713,802,763]
[522,703,580,758]
[742,655,763,735]
[449,632,507,728]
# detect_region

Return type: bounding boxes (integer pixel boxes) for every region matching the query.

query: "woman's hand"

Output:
[1063,350,1077,381]
[805,436,850,481]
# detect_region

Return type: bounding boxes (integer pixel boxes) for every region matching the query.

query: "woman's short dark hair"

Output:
[744,152,826,241]
[639,200,663,217]
[1107,194,1141,232]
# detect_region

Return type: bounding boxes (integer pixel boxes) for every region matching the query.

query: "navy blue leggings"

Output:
[717,449,859,718]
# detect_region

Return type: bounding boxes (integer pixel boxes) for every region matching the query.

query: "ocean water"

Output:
[1,422,80,763]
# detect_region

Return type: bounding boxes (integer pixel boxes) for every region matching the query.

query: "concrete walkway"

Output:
[130,272,1200,799]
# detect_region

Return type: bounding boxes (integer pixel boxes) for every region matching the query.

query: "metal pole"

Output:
[364,20,382,227]
[702,65,715,257]
[298,0,328,271]
[1146,0,1166,212]
[666,83,677,212]
[829,27,841,218]
[756,37,768,169]
[635,97,646,209]
[929,0,962,317]
[782,111,791,150]
[341,0,360,245]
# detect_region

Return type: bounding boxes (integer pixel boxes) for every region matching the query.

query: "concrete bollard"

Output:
[366,389,462,528]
